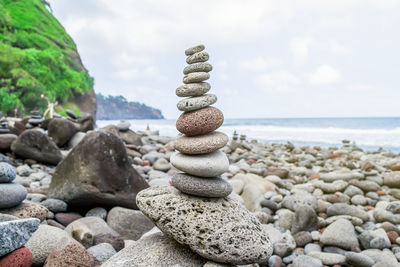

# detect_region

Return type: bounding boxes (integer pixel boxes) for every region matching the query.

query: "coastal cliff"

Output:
[96,94,164,120]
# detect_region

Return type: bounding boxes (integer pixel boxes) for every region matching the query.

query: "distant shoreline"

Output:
[96,118,400,153]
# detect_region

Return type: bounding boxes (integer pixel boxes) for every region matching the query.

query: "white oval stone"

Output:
[170,150,229,177]
[177,94,217,112]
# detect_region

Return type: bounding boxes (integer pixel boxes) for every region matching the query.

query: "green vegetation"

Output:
[54,102,81,117]
[0,0,93,114]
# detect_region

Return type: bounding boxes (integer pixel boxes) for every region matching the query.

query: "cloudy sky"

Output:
[48,0,400,119]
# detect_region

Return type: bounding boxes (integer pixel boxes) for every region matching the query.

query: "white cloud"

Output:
[239,57,282,72]
[309,65,341,85]
[48,0,400,118]
[330,41,350,56]
[113,68,139,80]
[257,71,300,92]
[290,38,311,64]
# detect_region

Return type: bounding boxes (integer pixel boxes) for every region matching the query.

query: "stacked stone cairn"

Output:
[0,117,9,134]
[0,162,27,209]
[136,45,273,265]
[170,44,232,198]
[28,110,43,127]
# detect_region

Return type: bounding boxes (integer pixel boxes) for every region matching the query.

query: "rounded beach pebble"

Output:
[174,131,228,154]
[185,44,205,56]
[177,94,217,112]
[170,150,229,177]
[183,62,213,74]
[186,51,209,64]
[183,72,210,84]
[171,173,232,198]
[176,107,224,136]
[0,162,16,183]
[0,183,27,209]
[176,82,211,97]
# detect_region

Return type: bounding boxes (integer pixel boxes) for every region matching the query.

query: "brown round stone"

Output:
[1,201,48,221]
[176,107,224,136]
[43,242,94,267]
[174,131,228,154]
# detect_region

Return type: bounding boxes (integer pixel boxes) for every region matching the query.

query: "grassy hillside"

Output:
[0,0,94,114]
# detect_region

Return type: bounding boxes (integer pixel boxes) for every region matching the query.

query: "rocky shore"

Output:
[2,49,400,266]
[1,117,400,266]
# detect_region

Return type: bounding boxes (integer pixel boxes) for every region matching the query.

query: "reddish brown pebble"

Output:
[377,190,387,196]
[55,212,82,226]
[310,174,320,180]
[141,160,150,166]
[248,159,256,164]
[47,219,66,230]
[387,231,399,243]
[264,168,289,179]
[176,107,224,136]
[351,245,361,252]
[272,256,283,267]
[0,247,33,267]
[43,242,94,267]
[365,205,375,210]
[391,163,400,171]
[329,153,344,159]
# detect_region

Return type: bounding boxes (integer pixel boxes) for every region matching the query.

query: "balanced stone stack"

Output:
[28,110,43,126]
[0,118,9,134]
[170,44,232,198]
[0,162,27,209]
[136,45,273,265]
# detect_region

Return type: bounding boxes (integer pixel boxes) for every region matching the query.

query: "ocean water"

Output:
[97,117,400,153]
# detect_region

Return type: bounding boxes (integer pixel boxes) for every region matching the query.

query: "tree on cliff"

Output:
[0,0,94,114]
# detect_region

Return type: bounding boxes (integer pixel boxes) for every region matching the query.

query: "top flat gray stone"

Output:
[0,218,40,256]
[185,44,205,56]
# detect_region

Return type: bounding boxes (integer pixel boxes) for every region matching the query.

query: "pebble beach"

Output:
[1,45,400,266]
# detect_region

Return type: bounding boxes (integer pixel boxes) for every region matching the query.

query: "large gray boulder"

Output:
[48,131,149,208]
[136,186,273,265]
[101,125,142,146]
[102,232,207,267]
[47,118,80,147]
[11,129,63,165]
